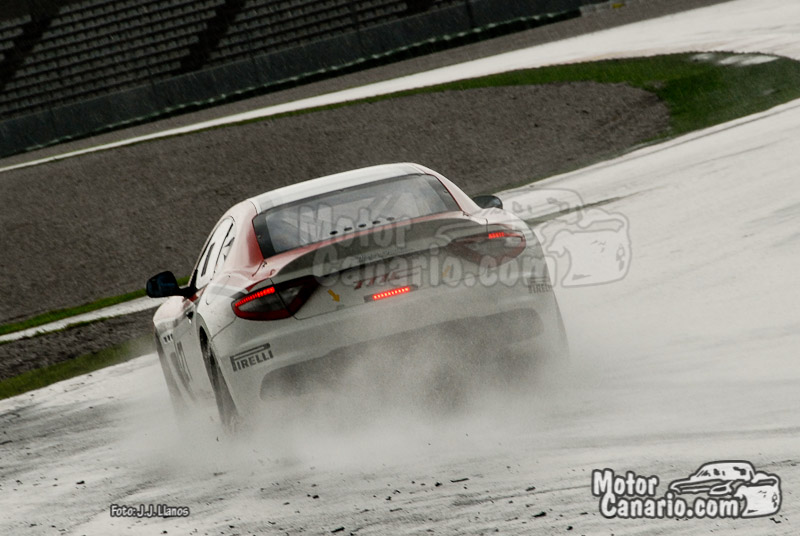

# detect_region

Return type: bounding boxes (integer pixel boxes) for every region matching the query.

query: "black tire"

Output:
[496,301,569,390]
[201,337,240,433]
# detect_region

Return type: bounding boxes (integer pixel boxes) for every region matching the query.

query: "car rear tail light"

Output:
[365,285,414,302]
[236,286,276,305]
[447,229,526,264]
[232,276,318,320]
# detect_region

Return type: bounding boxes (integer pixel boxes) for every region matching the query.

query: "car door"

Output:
[172,217,235,400]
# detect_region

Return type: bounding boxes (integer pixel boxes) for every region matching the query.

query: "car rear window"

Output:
[252,174,459,257]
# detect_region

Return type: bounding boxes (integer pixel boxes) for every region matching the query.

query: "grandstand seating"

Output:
[208,0,465,65]
[0,0,222,118]
[0,0,477,121]
[0,0,585,155]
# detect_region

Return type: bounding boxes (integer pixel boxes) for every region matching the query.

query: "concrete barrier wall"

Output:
[358,5,472,57]
[469,0,585,26]
[0,0,600,158]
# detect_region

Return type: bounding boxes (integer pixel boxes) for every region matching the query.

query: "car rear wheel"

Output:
[495,301,569,389]
[201,337,240,433]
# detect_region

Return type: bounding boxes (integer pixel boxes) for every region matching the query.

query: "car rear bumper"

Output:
[258,306,543,401]
[211,279,562,415]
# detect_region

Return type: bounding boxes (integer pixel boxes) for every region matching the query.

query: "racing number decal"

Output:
[172,341,193,389]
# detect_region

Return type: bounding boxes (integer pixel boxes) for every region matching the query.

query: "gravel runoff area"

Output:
[0,311,154,381]
[0,0,729,380]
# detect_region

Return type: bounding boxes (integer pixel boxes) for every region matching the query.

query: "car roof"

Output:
[248,162,426,213]
[692,461,754,478]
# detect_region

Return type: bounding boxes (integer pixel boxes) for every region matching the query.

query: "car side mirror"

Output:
[473,194,503,210]
[146,271,188,298]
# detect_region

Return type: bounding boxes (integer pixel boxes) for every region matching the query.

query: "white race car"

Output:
[147,163,568,429]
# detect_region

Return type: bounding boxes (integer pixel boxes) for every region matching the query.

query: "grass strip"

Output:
[0,276,189,337]
[233,52,800,140]
[0,334,154,400]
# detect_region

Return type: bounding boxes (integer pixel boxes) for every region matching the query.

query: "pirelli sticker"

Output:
[230,343,274,372]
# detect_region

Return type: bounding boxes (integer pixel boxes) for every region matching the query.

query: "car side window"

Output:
[194,218,234,290]
[213,225,236,276]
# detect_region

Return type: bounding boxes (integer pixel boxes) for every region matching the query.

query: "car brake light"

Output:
[235,286,275,306]
[232,276,318,320]
[487,231,508,239]
[366,286,413,302]
[447,229,526,264]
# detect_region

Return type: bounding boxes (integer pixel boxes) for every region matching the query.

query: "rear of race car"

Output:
[210,209,566,418]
